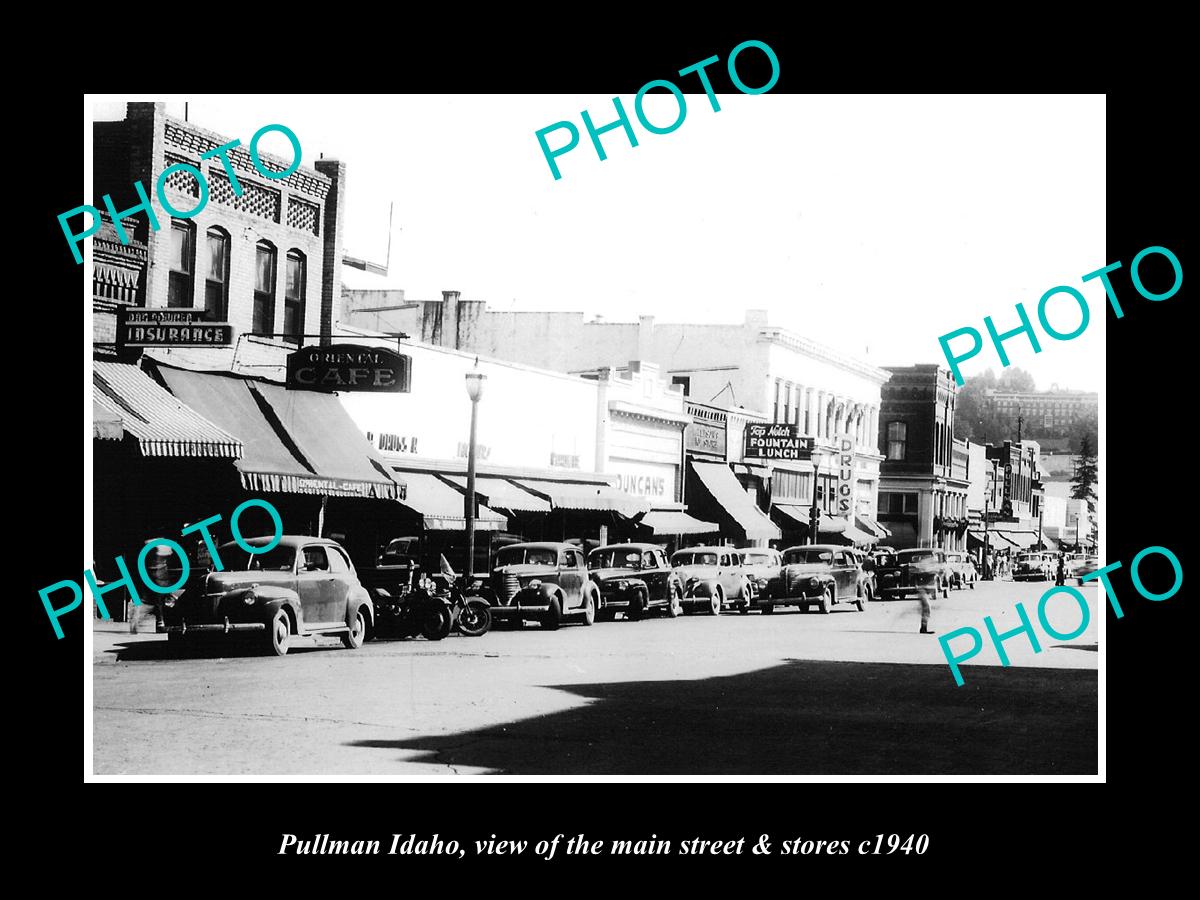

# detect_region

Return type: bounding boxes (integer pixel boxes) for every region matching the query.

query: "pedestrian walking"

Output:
[1055,550,1066,586]
[913,555,937,634]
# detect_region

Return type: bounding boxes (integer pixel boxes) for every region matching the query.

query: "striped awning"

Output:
[998,530,1039,549]
[92,361,242,458]
[638,509,720,535]
[856,515,891,538]
[511,478,651,519]
[689,461,780,541]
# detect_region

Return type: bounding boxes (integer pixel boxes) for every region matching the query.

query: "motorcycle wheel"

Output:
[421,605,453,641]
[457,599,492,637]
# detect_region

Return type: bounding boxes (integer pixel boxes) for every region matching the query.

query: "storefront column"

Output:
[815,391,825,439]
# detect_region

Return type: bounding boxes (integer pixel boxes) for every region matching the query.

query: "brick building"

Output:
[876,365,970,550]
[92,101,347,372]
[984,387,1098,433]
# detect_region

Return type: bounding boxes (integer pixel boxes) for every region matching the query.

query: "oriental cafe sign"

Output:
[286,344,412,392]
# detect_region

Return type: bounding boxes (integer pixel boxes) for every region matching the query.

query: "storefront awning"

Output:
[969,530,1017,549]
[856,515,891,538]
[510,479,651,518]
[93,361,243,458]
[397,472,506,531]
[156,365,401,500]
[638,509,720,535]
[441,475,552,513]
[840,522,880,545]
[92,400,123,441]
[689,461,780,541]
[998,530,1039,549]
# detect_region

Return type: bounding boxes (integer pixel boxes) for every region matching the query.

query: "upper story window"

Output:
[886,421,907,460]
[204,227,229,320]
[284,250,306,345]
[167,220,194,308]
[253,240,277,335]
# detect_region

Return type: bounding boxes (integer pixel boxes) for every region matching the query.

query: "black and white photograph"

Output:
[75,88,1115,780]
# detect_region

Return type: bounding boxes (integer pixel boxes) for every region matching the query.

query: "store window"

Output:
[284,250,306,344]
[167,220,194,308]
[253,240,277,335]
[886,421,907,460]
[204,227,229,320]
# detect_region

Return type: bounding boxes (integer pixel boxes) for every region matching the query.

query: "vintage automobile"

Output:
[874,548,952,599]
[161,536,375,657]
[944,551,978,590]
[769,544,867,614]
[587,543,683,620]
[1013,551,1052,582]
[670,546,754,614]
[479,542,599,629]
[1073,555,1100,584]
[846,548,878,602]
[738,547,784,613]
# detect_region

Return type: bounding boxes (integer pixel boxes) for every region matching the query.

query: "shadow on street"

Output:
[346,659,1097,775]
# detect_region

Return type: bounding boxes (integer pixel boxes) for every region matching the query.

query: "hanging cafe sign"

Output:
[286,344,412,392]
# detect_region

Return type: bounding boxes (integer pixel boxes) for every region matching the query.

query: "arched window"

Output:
[285,250,307,345]
[204,226,230,320]
[886,421,907,460]
[253,240,277,334]
[167,219,195,308]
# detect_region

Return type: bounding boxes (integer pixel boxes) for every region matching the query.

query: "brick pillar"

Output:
[315,159,347,345]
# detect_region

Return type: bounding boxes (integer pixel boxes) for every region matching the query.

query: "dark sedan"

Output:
[588,544,683,620]
[161,536,375,657]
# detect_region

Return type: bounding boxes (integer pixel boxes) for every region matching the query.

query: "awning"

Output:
[397,473,506,531]
[969,530,1017,549]
[93,361,242,458]
[689,461,781,541]
[638,509,720,535]
[856,515,891,538]
[156,365,401,499]
[92,400,123,441]
[772,503,813,529]
[511,478,651,518]
[840,522,880,545]
[442,475,552,513]
[998,530,1039,549]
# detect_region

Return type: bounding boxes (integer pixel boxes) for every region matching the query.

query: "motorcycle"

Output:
[427,572,492,637]
[371,571,454,641]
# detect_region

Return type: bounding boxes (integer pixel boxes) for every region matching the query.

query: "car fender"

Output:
[517,582,562,605]
[234,585,303,630]
[346,587,374,628]
[684,578,720,599]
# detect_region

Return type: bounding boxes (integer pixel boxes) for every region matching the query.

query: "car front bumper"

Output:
[167,618,266,635]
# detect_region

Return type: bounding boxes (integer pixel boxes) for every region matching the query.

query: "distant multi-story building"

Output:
[985,387,1097,432]
[876,365,970,550]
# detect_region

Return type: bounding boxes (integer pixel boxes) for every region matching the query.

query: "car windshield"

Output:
[496,546,557,567]
[947,554,962,562]
[898,551,935,563]
[784,549,833,565]
[588,549,644,570]
[673,552,717,567]
[240,545,296,572]
[1016,553,1039,563]
[741,552,775,565]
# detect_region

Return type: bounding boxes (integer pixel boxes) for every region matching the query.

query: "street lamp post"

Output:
[808,457,822,545]
[464,371,486,581]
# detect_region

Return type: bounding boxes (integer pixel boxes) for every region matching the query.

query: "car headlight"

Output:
[243,591,257,605]
[613,580,630,591]
[808,577,820,587]
[528,579,542,590]
[756,577,769,588]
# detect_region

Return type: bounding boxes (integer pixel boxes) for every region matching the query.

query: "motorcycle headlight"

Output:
[164,594,178,608]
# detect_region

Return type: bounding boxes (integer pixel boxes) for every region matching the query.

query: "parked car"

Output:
[670,546,754,614]
[870,546,897,561]
[1013,551,1052,581]
[944,551,978,590]
[770,544,867,614]
[479,542,599,629]
[1074,555,1101,584]
[874,548,951,599]
[162,536,375,657]
[739,547,784,612]
[587,543,683,620]
[845,548,877,601]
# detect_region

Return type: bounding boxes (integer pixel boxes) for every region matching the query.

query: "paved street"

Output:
[92,579,1098,775]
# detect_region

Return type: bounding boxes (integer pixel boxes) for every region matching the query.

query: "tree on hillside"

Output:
[954,367,1035,443]
[1071,434,1098,505]
[996,367,1037,393]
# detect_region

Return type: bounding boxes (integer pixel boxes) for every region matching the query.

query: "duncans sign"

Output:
[744,423,813,460]
[286,344,411,392]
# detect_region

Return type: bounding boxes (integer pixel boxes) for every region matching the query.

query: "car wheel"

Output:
[761,602,774,614]
[969,577,976,591]
[710,589,723,616]
[627,589,647,621]
[941,579,950,599]
[818,586,832,615]
[667,586,683,618]
[341,607,367,649]
[581,589,596,626]
[267,609,291,657]
[542,596,562,630]
[855,587,866,612]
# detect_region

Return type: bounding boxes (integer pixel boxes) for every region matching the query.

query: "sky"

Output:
[91,94,1106,392]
